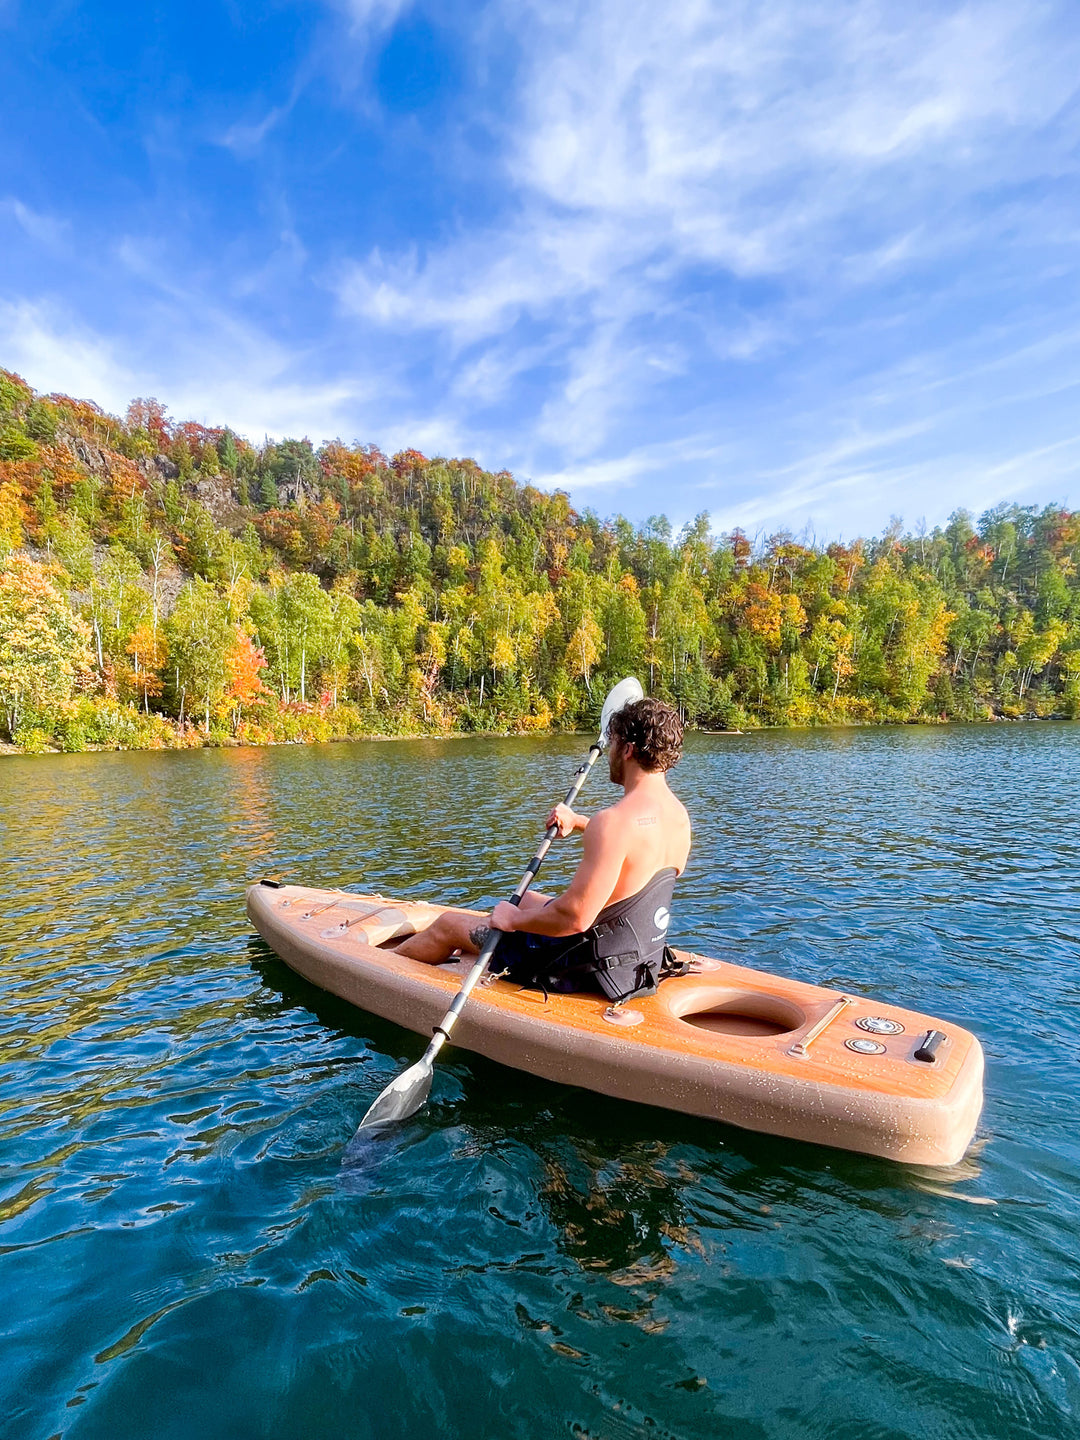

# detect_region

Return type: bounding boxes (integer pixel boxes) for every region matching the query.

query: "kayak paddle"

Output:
[352,675,644,1134]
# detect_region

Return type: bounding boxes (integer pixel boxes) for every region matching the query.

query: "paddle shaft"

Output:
[420,737,607,1062]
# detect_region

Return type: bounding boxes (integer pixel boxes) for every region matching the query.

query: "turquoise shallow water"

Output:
[3,725,1080,1439]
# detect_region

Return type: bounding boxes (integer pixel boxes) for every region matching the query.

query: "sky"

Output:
[2,0,1080,540]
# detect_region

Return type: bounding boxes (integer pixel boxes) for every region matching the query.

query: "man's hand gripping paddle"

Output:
[352,677,644,1137]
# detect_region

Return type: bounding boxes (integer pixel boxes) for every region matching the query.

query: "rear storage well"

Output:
[669,987,806,1038]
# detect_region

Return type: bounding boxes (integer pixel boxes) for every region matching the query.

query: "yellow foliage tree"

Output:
[566,612,603,696]
[0,480,24,556]
[0,557,91,737]
[126,623,168,713]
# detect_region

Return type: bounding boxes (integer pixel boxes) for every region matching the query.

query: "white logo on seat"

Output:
[653,906,670,931]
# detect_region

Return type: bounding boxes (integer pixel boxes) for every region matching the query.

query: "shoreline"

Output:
[3,711,1075,759]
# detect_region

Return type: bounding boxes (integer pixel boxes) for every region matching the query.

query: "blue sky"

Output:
[2,0,1080,539]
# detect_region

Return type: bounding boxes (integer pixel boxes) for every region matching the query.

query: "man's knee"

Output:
[439,909,471,936]
[431,910,474,950]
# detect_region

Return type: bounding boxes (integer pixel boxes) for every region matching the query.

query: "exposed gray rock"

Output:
[189,475,247,530]
[71,436,112,476]
[278,477,315,510]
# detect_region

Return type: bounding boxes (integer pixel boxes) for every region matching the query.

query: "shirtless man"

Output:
[396,698,691,1000]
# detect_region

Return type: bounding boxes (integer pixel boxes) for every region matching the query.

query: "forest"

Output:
[1,365,1079,754]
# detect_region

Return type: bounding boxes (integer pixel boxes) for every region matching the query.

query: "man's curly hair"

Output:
[606,697,683,772]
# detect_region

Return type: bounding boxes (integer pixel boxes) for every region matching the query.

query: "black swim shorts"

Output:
[467,924,599,993]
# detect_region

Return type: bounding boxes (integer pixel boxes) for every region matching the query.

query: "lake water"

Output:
[3,725,1080,1440]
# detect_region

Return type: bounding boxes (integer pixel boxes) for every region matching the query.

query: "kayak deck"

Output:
[246,882,984,1166]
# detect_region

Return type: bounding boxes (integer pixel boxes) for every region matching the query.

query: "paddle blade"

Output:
[356,1058,433,1131]
[600,676,644,741]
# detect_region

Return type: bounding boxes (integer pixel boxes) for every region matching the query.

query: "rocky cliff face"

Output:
[52,425,245,529]
[145,453,179,481]
[277,476,317,509]
[190,475,244,527]
[60,431,113,478]
[55,428,181,486]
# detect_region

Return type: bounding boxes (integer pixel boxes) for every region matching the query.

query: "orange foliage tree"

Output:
[220,627,269,733]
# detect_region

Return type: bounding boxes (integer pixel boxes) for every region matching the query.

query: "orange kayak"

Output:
[246,881,984,1166]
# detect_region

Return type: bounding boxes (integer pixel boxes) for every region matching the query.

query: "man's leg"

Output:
[395,893,551,965]
[395,910,480,964]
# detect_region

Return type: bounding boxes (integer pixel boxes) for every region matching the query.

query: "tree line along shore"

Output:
[0,366,1078,755]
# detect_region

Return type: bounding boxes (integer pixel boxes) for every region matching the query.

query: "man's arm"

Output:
[547,802,588,837]
[491,810,626,937]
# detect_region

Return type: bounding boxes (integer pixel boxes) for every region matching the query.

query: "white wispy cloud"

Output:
[218,104,292,156]
[0,299,133,408]
[708,436,1078,540]
[534,433,731,492]
[3,198,69,250]
[345,0,1078,319]
[331,0,1080,516]
[335,0,415,32]
[0,296,367,443]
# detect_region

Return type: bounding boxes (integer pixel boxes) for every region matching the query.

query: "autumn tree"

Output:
[167,578,232,729]
[126,623,168,713]
[220,627,269,732]
[0,557,91,736]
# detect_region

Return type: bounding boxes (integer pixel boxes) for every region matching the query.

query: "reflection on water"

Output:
[3,726,1080,1438]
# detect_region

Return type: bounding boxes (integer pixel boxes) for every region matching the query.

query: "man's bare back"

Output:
[569,759,691,908]
[397,698,690,969]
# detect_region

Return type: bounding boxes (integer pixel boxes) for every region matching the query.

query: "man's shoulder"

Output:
[584,802,632,844]
[587,803,620,830]
[604,786,687,821]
